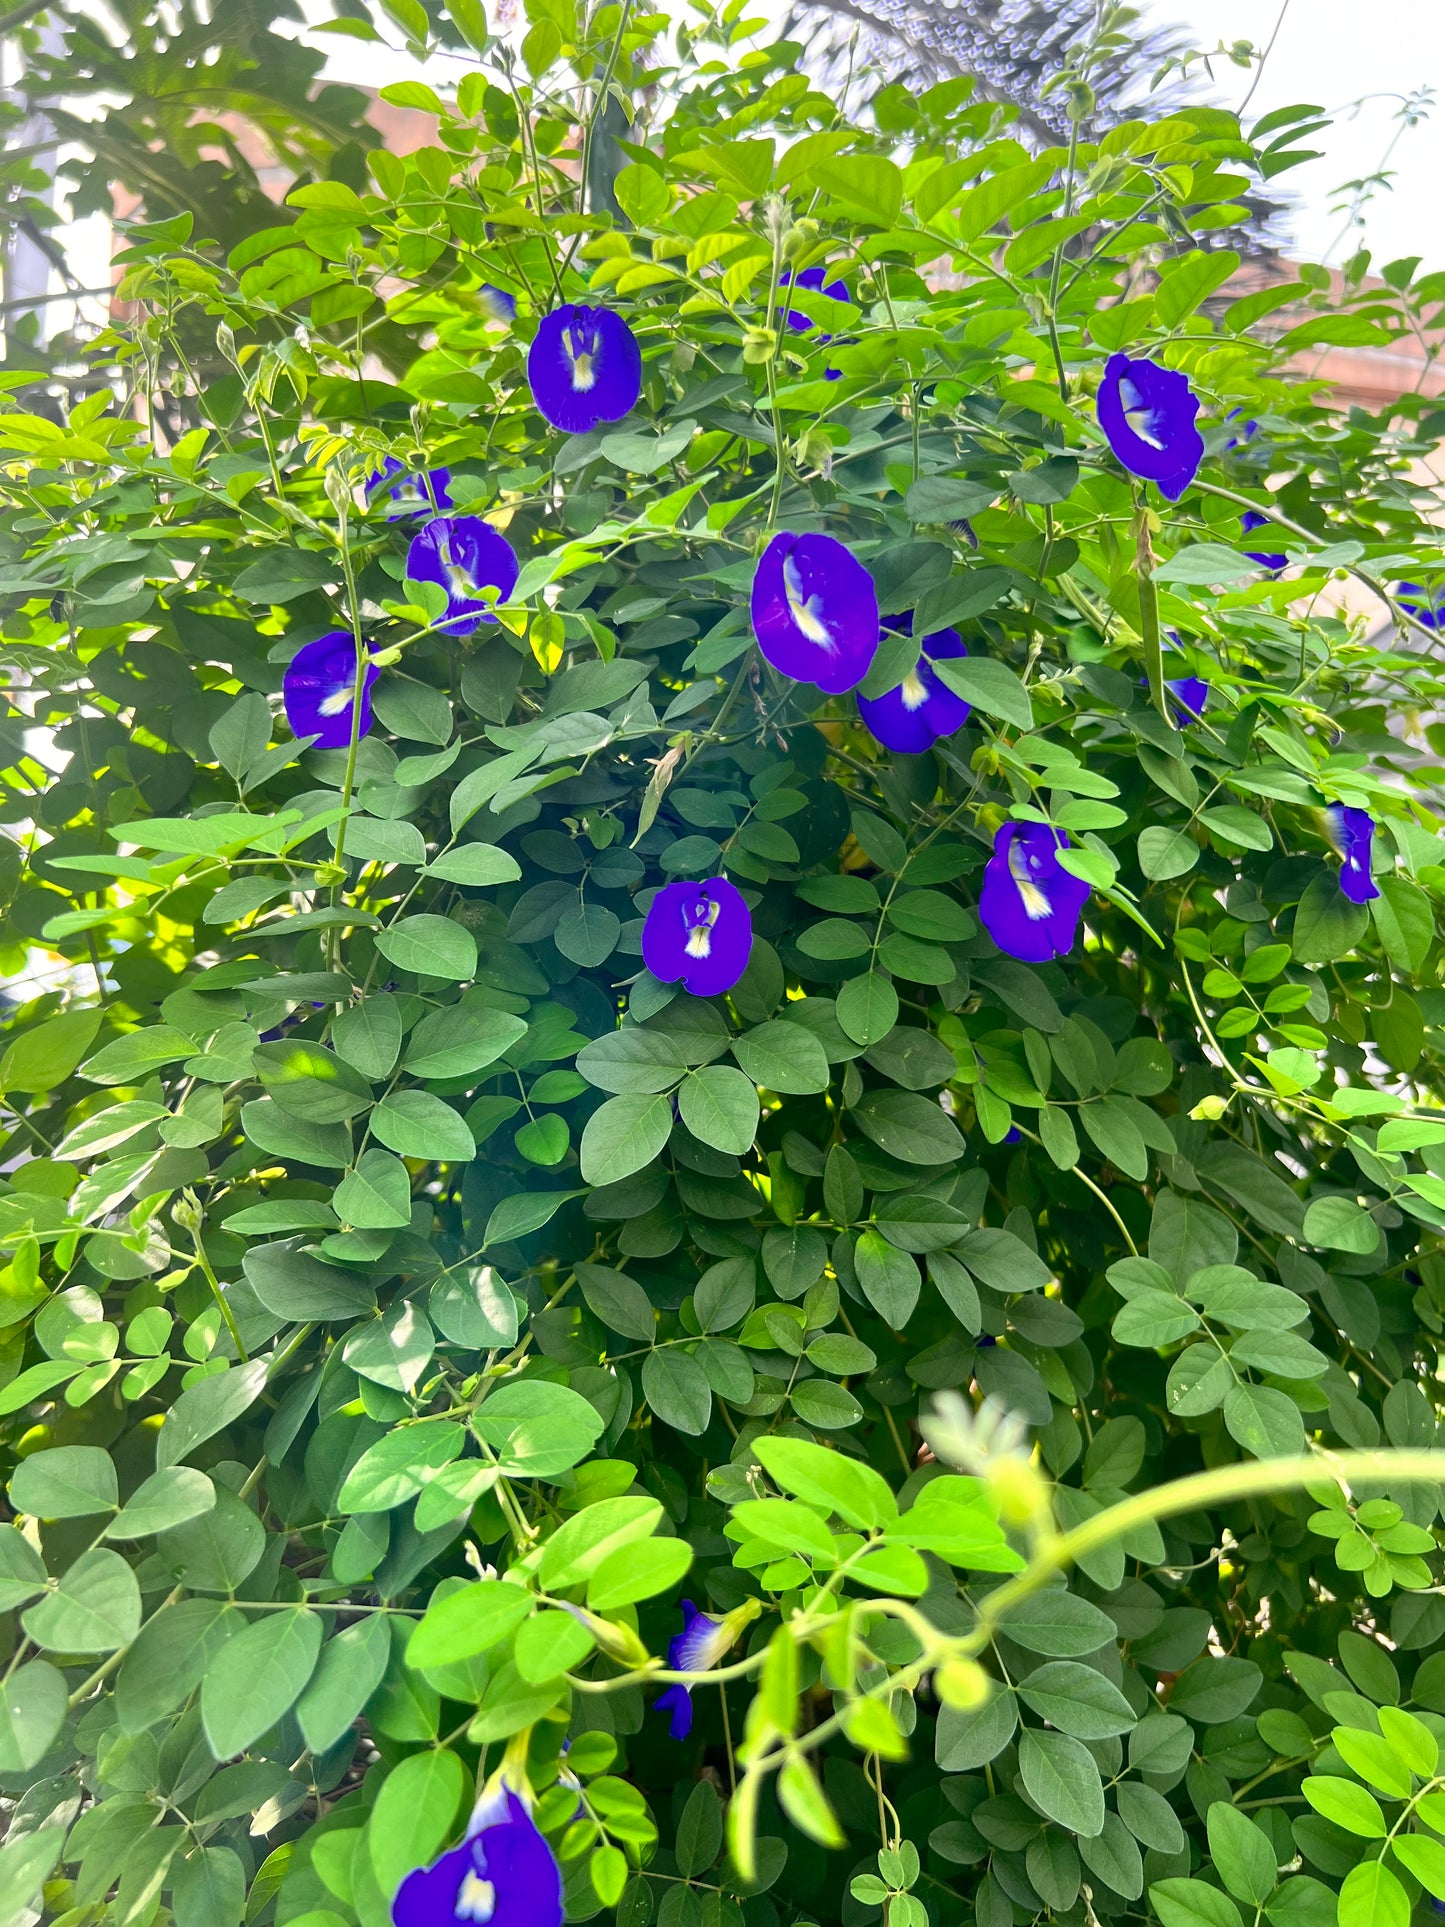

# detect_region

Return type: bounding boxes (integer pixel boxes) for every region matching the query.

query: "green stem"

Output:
[1133,491,1167,723]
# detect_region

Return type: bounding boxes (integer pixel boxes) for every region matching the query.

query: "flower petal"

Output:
[1325,804,1381,904]
[751,532,879,693]
[979,823,1089,963]
[643,879,752,997]
[859,622,970,752]
[1096,352,1204,501]
[283,632,378,752]
[407,517,520,637]
[368,457,453,520]
[527,304,642,434]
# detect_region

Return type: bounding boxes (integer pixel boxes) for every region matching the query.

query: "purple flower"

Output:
[1324,804,1381,905]
[751,532,879,693]
[480,284,517,324]
[780,265,850,334]
[780,266,853,379]
[1167,676,1208,724]
[1224,408,1259,451]
[1397,581,1445,628]
[367,458,453,521]
[283,632,378,752]
[858,619,971,753]
[392,1786,561,1927]
[642,878,752,998]
[527,304,642,434]
[655,1600,735,1742]
[1240,510,1287,572]
[979,823,1089,964]
[1096,352,1204,501]
[407,517,519,636]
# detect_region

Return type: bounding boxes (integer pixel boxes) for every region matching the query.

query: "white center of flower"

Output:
[1119,376,1165,450]
[319,686,355,717]
[1007,837,1052,921]
[444,558,482,600]
[899,667,929,710]
[394,478,424,504]
[455,1873,496,1922]
[783,554,833,647]
[684,895,720,958]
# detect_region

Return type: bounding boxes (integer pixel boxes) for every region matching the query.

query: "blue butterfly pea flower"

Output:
[780,266,853,378]
[979,823,1089,963]
[642,878,752,998]
[407,516,519,637]
[858,618,971,753]
[527,304,642,434]
[368,457,453,521]
[1324,804,1381,904]
[283,632,378,751]
[1096,352,1204,501]
[392,1785,562,1927]
[655,1599,753,1741]
[1397,581,1445,628]
[480,284,517,324]
[1240,509,1287,572]
[751,531,879,693]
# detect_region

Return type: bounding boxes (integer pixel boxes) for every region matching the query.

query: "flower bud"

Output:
[986,1454,1052,1530]
[1189,1093,1230,1121]
[782,219,820,264]
[742,326,778,365]
[934,1659,991,1710]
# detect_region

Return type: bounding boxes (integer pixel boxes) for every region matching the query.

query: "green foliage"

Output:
[4,6,1445,1927]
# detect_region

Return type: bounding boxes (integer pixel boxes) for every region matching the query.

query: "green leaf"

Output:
[850,1089,965,1164]
[753,1437,897,1529]
[242,1242,377,1321]
[855,1228,920,1328]
[1222,1382,1306,1459]
[678,1065,760,1154]
[1018,1728,1106,1836]
[1371,876,1433,973]
[369,1747,470,1901]
[0,1660,67,1772]
[0,1007,103,1094]
[1291,872,1368,965]
[587,1534,694,1610]
[374,914,478,982]
[1389,1835,1445,1898]
[932,653,1034,729]
[202,1609,323,1756]
[642,1346,713,1434]
[1155,249,1241,325]
[154,1359,269,1470]
[1302,1775,1386,1836]
[576,1262,657,1341]
[483,1189,583,1246]
[1302,1194,1380,1253]
[804,153,903,224]
[935,1687,1017,1769]
[107,1466,215,1538]
[1138,825,1199,880]
[335,1149,414,1229]
[10,1445,117,1519]
[1017,1661,1137,1739]
[1206,1803,1278,1906]
[579,1093,674,1185]
[1151,1879,1245,1927]
[1338,1862,1409,1927]
[836,971,900,1046]
[539,1497,664,1589]
[408,1580,535,1669]
[296,1612,391,1754]
[732,1020,831,1094]
[22,1546,141,1653]
[370,1090,475,1160]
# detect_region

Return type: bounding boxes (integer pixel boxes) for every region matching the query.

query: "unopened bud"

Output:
[935,1659,991,1710]
[782,218,820,264]
[742,326,778,365]
[986,1455,1051,1530]
[313,862,346,888]
[1189,1094,1229,1121]
[173,1188,203,1236]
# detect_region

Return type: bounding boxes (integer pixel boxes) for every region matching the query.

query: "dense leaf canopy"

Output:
[3,7,1445,1927]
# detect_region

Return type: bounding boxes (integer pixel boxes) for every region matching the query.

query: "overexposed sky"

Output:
[1150,0,1445,270]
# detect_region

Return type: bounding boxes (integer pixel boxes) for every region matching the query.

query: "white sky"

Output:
[1150,0,1445,270]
